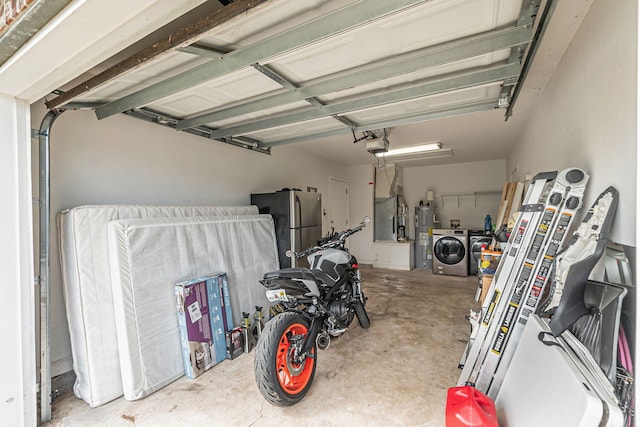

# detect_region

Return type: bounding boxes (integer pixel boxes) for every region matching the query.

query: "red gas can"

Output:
[445,386,498,427]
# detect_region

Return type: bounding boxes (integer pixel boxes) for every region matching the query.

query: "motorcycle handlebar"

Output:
[288,216,370,259]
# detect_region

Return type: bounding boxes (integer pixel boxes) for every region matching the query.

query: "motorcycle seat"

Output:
[263,268,320,284]
[263,268,339,288]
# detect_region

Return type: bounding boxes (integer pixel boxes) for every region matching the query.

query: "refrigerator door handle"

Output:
[392,217,395,234]
[294,195,302,229]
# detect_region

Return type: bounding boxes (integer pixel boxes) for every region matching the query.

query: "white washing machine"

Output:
[432,229,469,276]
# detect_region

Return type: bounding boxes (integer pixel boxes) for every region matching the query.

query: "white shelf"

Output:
[440,190,502,208]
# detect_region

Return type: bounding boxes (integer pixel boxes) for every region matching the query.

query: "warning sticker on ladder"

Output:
[481,289,501,326]
[491,302,519,355]
[513,219,529,245]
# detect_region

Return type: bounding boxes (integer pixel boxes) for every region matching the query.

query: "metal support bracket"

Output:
[38,109,65,423]
[332,114,357,129]
[251,63,325,109]
[122,108,271,154]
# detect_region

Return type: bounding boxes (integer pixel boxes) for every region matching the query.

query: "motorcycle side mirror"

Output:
[285,250,294,258]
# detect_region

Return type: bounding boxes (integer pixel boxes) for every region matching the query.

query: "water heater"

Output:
[415,205,436,269]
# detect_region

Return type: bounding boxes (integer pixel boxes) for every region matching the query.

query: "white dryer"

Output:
[468,229,492,276]
[432,229,469,276]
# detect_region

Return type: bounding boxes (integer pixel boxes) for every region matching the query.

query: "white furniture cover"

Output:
[58,205,258,407]
[107,215,277,400]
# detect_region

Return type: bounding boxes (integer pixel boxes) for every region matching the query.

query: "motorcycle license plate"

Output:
[266,289,288,302]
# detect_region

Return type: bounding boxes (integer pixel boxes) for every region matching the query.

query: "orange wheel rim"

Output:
[276,323,314,394]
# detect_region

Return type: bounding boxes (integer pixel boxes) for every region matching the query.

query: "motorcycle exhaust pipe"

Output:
[316,332,331,350]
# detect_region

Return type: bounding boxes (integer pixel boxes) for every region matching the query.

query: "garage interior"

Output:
[50,269,477,426]
[0,0,636,426]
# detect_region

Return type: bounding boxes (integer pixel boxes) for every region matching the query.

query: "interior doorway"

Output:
[328,177,349,233]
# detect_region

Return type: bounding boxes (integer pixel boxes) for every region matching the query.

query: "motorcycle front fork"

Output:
[352,269,366,304]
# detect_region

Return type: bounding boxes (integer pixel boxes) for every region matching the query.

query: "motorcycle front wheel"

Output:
[353,300,370,329]
[254,311,317,406]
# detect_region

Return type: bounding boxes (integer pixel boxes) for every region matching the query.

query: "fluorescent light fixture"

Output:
[386,148,454,162]
[376,142,443,157]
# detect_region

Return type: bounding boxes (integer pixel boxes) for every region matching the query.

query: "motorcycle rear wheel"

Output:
[254,312,317,406]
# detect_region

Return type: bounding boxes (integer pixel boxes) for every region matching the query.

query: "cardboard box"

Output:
[175,278,215,378]
[205,273,234,365]
[480,274,494,305]
[176,273,235,377]
[226,327,244,360]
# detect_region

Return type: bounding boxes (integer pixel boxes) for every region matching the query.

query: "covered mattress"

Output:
[107,215,277,400]
[58,205,258,407]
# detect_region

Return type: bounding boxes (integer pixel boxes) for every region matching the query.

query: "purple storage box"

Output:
[176,278,214,378]
[176,273,234,378]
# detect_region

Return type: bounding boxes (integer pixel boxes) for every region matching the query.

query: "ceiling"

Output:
[18,0,592,167]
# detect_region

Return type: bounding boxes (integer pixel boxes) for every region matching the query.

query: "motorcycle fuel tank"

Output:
[308,249,352,281]
[309,249,351,268]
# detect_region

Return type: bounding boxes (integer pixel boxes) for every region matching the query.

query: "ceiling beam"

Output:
[262,100,499,148]
[176,26,531,131]
[251,63,325,109]
[332,114,357,129]
[206,63,519,139]
[251,63,298,91]
[44,0,272,109]
[355,99,498,131]
[93,0,429,120]
[253,62,362,133]
[122,107,271,154]
[176,43,229,58]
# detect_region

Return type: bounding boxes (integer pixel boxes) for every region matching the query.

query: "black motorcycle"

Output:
[254,217,371,406]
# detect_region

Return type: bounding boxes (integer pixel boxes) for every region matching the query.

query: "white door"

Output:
[328,177,349,232]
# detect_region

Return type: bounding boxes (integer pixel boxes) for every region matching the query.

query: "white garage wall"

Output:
[403,159,506,235]
[508,0,637,246]
[347,159,508,264]
[30,101,348,373]
[347,164,375,263]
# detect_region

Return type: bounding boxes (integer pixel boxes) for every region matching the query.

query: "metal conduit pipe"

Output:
[38,109,64,423]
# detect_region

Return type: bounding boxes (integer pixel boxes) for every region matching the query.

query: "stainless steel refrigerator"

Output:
[251,190,322,268]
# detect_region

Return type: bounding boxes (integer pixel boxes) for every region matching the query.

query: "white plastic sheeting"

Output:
[107,215,277,400]
[57,205,258,406]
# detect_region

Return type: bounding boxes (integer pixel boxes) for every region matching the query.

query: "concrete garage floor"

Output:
[46,267,478,426]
